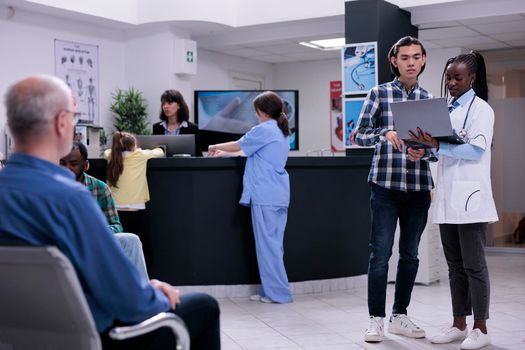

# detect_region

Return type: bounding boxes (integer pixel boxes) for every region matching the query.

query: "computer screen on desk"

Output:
[135,134,196,156]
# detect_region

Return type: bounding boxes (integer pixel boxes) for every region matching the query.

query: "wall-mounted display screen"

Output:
[194,90,299,151]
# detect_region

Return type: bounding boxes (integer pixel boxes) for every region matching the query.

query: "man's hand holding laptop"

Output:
[385,130,425,161]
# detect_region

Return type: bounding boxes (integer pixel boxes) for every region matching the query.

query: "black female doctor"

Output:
[409,52,497,350]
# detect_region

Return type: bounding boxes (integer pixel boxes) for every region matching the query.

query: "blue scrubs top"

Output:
[238,119,290,207]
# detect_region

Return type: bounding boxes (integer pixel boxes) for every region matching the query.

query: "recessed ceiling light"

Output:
[299,37,345,51]
[299,42,321,49]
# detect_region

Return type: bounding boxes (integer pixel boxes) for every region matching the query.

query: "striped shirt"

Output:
[354,77,434,192]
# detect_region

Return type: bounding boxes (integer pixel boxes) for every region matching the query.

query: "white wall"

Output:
[128,45,276,127]
[0,7,126,155]
[124,26,182,126]
[272,58,341,156]
[418,47,462,97]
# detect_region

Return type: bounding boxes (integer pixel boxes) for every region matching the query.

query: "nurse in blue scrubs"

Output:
[208,91,293,304]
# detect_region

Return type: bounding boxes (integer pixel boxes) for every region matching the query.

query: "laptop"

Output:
[135,134,196,156]
[391,98,464,145]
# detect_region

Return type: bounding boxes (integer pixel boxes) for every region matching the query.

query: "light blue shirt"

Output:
[238,119,290,207]
[161,120,188,135]
[0,154,170,332]
[434,89,483,161]
[449,88,475,111]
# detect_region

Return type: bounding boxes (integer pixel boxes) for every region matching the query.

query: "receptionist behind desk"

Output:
[152,89,203,156]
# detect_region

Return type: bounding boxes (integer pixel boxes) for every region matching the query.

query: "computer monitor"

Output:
[135,134,196,157]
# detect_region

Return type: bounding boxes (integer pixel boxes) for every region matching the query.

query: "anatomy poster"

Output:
[342,42,377,95]
[55,39,99,123]
[329,81,344,152]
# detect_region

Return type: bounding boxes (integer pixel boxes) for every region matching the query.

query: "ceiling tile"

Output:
[243,40,292,48]
[258,43,319,55]
[218,47,266,57]
[466,42,511,51]
[490,32,525,42]
[417,21,461,30]
[433,35,501,47]
[251,55,298,63]
[459,14,525,26]
[505,40,525,48]
[469,20,525,35]
[285,50,340,61]
[419,26,479,40]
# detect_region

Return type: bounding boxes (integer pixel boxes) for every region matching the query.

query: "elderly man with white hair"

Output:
[0,75,220,350]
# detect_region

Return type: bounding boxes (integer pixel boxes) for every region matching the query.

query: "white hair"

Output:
[5,74,72,141]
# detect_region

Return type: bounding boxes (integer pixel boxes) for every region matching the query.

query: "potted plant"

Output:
[110,87,151,135]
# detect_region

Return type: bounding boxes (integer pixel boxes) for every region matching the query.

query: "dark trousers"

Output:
[368,183,431,317]
[440,223,490,320]
[100,292,221,350]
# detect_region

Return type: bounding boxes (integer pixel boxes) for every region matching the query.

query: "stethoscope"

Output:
[451,94,476,140]
[351,60,375,90]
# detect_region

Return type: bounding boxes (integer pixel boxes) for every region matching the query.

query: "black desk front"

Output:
[88,155,372,286]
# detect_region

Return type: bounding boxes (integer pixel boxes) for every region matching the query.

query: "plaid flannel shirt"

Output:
[83,173,123,233]
[354,77,434,192]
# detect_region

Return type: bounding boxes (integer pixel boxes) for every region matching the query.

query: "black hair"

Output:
[72,141,88,161]
[159,89,189,123]
[388,36,427,77]
[440,51,488,102]
[253,91,290,137]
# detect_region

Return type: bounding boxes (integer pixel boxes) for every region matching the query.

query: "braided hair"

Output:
[440,51,488,102]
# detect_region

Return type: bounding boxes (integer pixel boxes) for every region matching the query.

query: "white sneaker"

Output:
[249,294,261,301]
[430,326,468,344]
[249,294,273,303]
[461,329,491,349]
[388,314,426,338]
[364,316,384,342]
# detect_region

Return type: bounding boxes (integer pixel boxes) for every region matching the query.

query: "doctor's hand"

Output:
[408,127,439,149]
[407,147,425,161]
[385,131,403,151]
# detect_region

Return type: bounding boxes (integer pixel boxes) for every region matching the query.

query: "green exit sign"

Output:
[186,51,194,63]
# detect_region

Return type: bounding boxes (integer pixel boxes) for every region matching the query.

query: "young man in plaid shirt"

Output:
[353,36,435,343]
[60,141,149,280]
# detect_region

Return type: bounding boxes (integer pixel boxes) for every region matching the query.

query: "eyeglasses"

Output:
[64,110,82,125]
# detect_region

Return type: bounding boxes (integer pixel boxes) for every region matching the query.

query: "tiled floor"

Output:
[218,252,525,350]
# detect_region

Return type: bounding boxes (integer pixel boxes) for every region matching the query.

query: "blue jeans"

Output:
[368,183,430,317]
[115,233,149,281]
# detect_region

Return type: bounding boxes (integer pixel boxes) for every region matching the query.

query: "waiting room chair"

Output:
[0,245,190,350]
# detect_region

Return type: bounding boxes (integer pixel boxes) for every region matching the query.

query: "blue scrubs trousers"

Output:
[251,204,293,303]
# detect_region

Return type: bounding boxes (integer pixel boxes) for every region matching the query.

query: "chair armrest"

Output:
[108,312,190,350]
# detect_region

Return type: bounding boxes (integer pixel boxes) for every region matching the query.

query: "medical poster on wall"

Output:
[54,39,99,123]
[344,97,365,147]
[329,80,344,152]
[342,42,377,95]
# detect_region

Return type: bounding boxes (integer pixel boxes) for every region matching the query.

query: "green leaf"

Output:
[110,87,150,135]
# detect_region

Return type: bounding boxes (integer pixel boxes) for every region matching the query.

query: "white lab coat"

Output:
[432,95,498,224]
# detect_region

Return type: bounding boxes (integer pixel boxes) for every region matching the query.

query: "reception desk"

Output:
[88,154,372,286]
